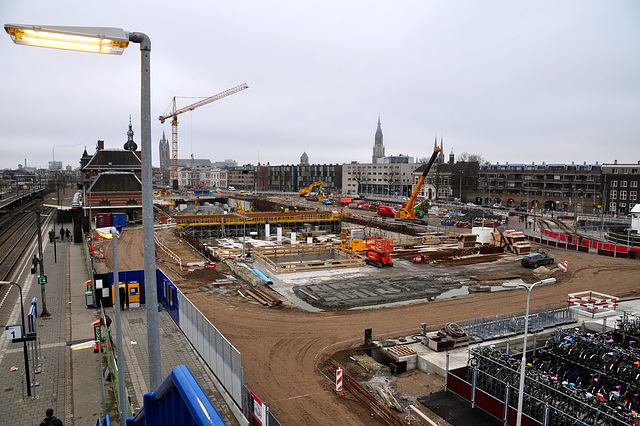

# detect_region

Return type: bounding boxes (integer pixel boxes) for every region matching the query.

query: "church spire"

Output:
[372,114,385,163]
[124,116,138,151]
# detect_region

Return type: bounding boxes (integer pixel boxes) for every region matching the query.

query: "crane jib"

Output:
[422,147,441,177]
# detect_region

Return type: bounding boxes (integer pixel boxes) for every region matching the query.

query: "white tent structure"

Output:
[631,204,640,232]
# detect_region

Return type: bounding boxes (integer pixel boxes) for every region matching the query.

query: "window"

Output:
[631,191,637,201]
[611,181,617,187]
[632,181,638,188]
[621,181,628,187]
[610,202,616,211]
[612,168,618,174]
[621,191,627,200]
[610,190,617,199]
[632,168,638,174]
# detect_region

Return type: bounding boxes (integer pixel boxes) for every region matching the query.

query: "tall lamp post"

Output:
[5,23,162,390]
[0,281,32,396]
[502,280,545,426]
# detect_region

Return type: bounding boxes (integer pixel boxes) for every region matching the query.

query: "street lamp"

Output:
[501,280,546,426]
[5,23,162,391]
[0,281,32,397]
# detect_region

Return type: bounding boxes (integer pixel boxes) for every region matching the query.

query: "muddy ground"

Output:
[92,227,640,425]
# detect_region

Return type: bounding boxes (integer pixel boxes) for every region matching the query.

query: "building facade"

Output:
[477,162,603,212]
[227,165,256,190]
[602,161,640,215]
[177,167,227,189]
[342,161,418,196]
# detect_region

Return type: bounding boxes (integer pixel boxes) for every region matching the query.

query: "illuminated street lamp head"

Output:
[4,24,129,55]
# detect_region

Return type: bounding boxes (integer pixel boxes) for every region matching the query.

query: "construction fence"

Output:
[527,229,640,259]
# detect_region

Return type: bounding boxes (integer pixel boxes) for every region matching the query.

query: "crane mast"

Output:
[159,83,249,189]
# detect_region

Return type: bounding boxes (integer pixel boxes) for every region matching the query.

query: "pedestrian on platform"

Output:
[32,254,39,274]
[65,228,71,242]
[39,408,63,426]
[60,227,65,241]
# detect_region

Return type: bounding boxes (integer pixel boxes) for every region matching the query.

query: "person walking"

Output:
[39,408,63,426]
[31,254,39,274]
[59,227,65,242]
[65,228,71,242]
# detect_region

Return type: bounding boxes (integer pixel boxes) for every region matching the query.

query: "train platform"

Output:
[0,220,242,425]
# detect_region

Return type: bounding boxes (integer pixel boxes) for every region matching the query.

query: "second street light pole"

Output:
[35,199,49,316]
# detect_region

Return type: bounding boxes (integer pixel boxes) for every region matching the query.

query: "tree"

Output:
[386,166,401,195]
[453,152,483,197]
[352,166,368,195]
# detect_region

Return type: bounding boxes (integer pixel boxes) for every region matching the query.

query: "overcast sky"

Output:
[2,1,639,170]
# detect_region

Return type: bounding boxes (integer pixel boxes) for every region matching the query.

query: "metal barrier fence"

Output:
[173,283,244,409]
[463,306,577,341]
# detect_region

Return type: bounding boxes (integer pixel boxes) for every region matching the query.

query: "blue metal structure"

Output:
[127,365,226,426]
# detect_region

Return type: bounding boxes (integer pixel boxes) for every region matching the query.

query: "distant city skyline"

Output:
[2,2,639,170]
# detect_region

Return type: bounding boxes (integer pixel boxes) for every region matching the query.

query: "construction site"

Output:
[88,148,640,425]
[89,188,640,425]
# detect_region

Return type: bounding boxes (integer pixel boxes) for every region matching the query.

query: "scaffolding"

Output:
[178,211,342,238]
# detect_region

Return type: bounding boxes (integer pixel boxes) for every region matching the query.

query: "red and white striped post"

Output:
[336,367,344,396]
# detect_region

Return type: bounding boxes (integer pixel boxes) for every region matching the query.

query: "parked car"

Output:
[521,252,555,268]
[466,202,477,207]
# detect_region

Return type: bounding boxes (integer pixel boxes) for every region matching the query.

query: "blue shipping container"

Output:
[112,213,127,227]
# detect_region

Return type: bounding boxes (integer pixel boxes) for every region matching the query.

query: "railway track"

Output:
[0,200,55,282]
[328,361,406,426]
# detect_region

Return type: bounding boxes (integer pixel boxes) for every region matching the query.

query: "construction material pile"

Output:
[489,229,531,254]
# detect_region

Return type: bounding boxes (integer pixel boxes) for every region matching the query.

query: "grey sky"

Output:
[2,1,639,170]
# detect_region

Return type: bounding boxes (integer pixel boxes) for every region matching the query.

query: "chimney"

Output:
[596,161,599,165]
[97,140,104,150]
[583,161,586,165]
[614,160,618,165]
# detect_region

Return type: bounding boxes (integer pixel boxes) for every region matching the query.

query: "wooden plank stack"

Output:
[457,233,477,249]
[490,229,531,254]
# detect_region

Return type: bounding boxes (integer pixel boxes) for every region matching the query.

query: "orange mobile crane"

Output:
[159,83,249,190]
[394,145,441,221]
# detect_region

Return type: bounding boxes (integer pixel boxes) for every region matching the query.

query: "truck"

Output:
[377,205,395,217]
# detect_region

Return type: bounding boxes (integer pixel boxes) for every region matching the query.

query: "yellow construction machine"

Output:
[395,146,441,221]
[299,181,323,196]
[236,200,253,214]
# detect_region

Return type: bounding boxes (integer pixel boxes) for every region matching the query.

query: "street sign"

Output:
[38,275,47,285]
[5,324,22,340]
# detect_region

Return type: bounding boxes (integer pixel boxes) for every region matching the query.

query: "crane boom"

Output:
[158,83,249,122]
[159,83,249,189]
[394,145,441,220]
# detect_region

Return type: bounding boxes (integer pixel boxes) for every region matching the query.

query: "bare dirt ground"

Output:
[95,227,640,425]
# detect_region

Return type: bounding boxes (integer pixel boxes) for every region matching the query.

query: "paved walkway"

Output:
[0,219,242,425]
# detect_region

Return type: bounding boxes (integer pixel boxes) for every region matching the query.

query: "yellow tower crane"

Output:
[159,83,249,189]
